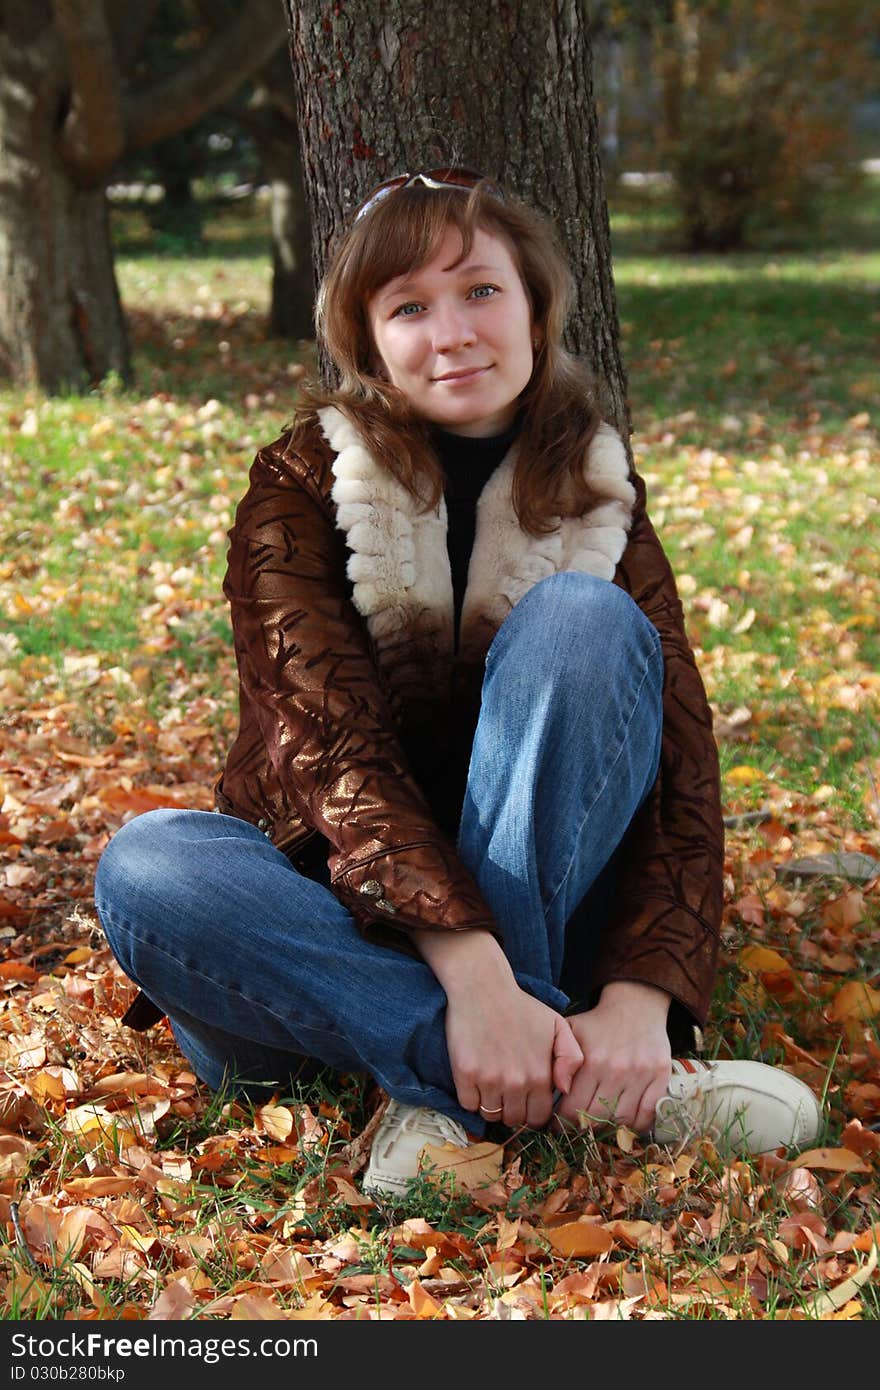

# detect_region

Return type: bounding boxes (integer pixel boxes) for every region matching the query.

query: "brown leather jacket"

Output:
[210,408,723,1050]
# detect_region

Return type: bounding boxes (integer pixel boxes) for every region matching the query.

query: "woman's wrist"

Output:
[411,926,514,995]
[598,979,671,1018]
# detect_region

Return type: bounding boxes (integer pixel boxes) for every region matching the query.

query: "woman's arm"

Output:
[223,430,495,941]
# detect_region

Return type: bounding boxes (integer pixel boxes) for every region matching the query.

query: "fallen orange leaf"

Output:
[418,1140,504,1191]
[230,1294,284,1320]
[98,785,186,813]
[854,1226,880,1253]
[409,1278,443,1318]
[64,1176,139,1197]
[544,1221,615,1257]
[261,1144,300,1164]
[149,1277,198,1321]
[794,1147,872,1173]
[840,1121,880,1159]
[0,962,39,983]
[829,981,880,1024]
[604,1219,660,1249]
[257,1102,294,1142]
[739,945,792,974]
[822,889,866,932]
[88,1072,168,1098]
[727,766,765,785]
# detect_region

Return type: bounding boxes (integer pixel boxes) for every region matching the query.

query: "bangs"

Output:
[347,184,498,300]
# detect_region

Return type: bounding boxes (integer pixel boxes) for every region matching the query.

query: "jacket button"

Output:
[375,897,396,915]
[360,879,383,896]
[257,818,268,830]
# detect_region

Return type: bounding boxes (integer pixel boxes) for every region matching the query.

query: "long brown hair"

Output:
[298,180,603,535]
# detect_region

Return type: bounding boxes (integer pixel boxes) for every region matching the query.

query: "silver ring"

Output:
[479,1105,503,1115]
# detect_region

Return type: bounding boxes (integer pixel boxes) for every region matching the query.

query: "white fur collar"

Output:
[319,404,635,693]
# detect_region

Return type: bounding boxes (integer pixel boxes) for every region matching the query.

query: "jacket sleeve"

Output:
[591,472,723,1034]
[223,434,498,943]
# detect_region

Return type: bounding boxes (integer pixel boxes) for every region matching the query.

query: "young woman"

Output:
[95,169,821,1196]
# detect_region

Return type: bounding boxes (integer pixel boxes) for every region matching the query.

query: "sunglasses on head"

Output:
[353,167,504,223]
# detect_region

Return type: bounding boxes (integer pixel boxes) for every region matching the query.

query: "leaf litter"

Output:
[1,245,879,1321]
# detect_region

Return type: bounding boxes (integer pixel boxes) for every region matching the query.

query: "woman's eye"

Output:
[470,284,499,300]
[391,302,422,318]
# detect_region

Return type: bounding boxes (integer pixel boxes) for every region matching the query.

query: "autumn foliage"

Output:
[629,0,878,248]
[1,201,879,1319]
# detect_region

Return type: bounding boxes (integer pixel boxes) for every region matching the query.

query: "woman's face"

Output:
[367,223,536,437]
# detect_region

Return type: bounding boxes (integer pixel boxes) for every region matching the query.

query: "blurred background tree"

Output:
[590,0,878,249]
[114,24,312,340]
[2,1,877,397]
[0,0,284,394]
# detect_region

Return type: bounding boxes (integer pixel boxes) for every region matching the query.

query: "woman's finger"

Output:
[478,1095,505,1121]
[454,1074,482,1117]
[526,1087,554,1129]
[633,1072,672,1135]
[551,1017,584,1095]
[502,1098,527,1128]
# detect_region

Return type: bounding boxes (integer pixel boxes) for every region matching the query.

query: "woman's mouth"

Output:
[432,366,491,385]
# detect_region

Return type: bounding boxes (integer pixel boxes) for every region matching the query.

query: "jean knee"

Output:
[95,810,217,967]
[491,571,661,678]
[94,808,180,904]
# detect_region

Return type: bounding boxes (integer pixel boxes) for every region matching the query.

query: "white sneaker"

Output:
[362,1100,471,1197]
[653,1059,822,1154]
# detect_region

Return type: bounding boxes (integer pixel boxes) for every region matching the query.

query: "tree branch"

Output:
[52,0,126,185]
[104,0,163,73]
[125,0,286,153]
[250,44,300,124]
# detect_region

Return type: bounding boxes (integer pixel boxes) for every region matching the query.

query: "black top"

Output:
[430,417,521,645]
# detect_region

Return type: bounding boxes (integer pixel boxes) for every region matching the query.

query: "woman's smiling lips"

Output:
[432,366,492,385]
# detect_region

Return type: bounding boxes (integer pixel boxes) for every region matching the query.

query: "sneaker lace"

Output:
[654,1061,723,1154]
[381,1102,469,1152]
[654,1094,721,1152]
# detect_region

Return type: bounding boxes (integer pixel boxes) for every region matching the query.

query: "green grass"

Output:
[1,181,879,1321]
[2,180,878,821]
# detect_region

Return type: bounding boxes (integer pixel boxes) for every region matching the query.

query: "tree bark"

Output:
[0,0,286,393]
[52,0,126,185]
[235,52,314,340]
[283,0,629,435]
[125,0,285,153]
[0,5,129,391]
[262,123,314,340]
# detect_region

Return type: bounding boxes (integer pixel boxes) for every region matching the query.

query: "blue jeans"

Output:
[94,573,663,1133]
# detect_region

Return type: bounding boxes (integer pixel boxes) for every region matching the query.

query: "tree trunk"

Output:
[264,130,314,340]
[284,0,629,435]
[0,7,129,392]
[149,135,204,244]
[0,0,285,394]
[234,53,314,341]
[594,30,622,184]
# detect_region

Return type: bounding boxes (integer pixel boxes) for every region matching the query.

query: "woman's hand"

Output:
[554,981,672,1135]
[445,980,583,1128]
[412,927,582,1128]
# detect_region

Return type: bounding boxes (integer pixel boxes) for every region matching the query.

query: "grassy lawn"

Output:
[0,181,878,1320]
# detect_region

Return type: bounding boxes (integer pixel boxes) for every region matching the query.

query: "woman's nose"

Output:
[431,305,476,352]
